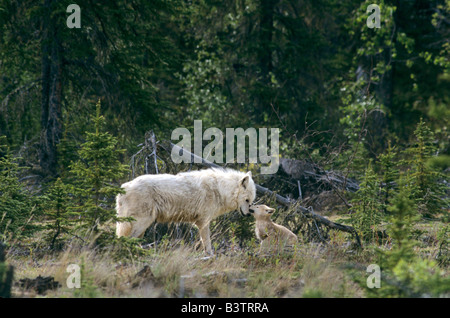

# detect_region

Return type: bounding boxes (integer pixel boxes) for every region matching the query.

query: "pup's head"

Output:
[249,204,275,220]
[237,171,256,217]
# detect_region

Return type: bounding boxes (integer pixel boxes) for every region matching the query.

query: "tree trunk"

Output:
[259,0,275,77]
[0,242,14,298]
[255,0,276,118]
[39,0,63,176]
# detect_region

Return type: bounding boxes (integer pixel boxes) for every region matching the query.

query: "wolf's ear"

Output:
[241,175,250,189]
[266,207,275,214]
[246,171,252,177]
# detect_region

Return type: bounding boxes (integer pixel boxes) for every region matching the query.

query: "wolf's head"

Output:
[249,204,275,220]
[236,171,256,217]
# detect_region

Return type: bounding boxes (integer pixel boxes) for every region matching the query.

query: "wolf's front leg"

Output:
[197,222,213,255]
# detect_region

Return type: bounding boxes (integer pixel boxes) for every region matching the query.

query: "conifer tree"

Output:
[351,161,383,243]
[70,100,129,240]
[370,175,450,297]
[378,140,399,214]
[42,178,72,250]
[0,136,38,242]
[384,175,418,267]
[406,118,446,218]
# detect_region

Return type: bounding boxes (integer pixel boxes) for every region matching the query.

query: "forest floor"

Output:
[7,218,448,298]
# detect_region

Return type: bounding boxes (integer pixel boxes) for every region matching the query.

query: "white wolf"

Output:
[116,168,256,254]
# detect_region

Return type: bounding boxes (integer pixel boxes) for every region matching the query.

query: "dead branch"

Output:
[130,130,160,178]
[1,79,40,115]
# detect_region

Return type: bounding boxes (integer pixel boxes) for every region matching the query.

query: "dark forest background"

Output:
[1,0,449,171]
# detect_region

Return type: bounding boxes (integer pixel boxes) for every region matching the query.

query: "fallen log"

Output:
[17,275,60,295]
[162,141,362,248]
[279,157,360,193]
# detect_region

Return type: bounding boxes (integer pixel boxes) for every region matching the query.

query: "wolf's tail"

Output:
[115,193,131,237]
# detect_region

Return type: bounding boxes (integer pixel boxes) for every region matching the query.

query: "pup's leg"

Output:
[259,239,270,254]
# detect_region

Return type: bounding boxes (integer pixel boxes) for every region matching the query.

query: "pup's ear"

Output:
[246,171,252,177]
[241,175,250,189]
[266,207,275,214]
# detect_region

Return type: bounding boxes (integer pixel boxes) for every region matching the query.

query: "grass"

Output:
[4,218,448,298]
[6,240,367,298]
[10,250,313,297]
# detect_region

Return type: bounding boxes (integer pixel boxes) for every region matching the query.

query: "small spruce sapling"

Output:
[42,178,73,250]
[0,136,39,242]
[406,119,447,219]
[370,175,450,297]
[351,161,383,243]
[69,100,129,241]
[378,140,399,214]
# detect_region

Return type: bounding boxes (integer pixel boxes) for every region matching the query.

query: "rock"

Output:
[131,265,156,288]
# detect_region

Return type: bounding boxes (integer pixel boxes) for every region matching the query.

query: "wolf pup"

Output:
[250,204,298,253]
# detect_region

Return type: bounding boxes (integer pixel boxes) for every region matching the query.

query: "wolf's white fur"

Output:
[116,168,256,254]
